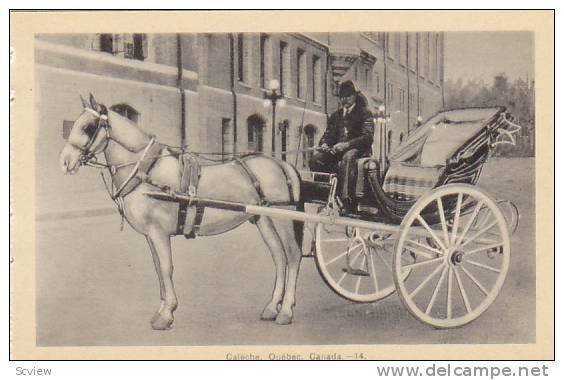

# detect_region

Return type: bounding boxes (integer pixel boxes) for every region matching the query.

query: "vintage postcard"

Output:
[10,10,554,360]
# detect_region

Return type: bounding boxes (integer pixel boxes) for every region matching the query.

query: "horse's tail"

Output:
[278,160,304,250]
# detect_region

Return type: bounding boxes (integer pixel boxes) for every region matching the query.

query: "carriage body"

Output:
[301,106,519,223]
[302,106,520,328]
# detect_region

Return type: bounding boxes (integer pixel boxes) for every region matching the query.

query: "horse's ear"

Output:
[80,95,89,109]
[89,93,100,112]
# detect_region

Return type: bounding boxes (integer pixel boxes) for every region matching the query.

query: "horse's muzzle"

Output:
[59,144,82,175]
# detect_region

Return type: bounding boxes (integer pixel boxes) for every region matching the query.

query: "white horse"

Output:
[59,94,304,329]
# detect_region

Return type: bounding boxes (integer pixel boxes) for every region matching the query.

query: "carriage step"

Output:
[342,268,370,276]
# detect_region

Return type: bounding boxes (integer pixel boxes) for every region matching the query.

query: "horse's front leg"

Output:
[146,237,165,324]
[146,230,178,330]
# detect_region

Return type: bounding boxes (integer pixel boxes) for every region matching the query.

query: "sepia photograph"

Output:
[9,10,554,360]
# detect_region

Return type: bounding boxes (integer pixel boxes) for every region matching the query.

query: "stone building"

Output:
[314,32,445,160]
[34,31,444,217]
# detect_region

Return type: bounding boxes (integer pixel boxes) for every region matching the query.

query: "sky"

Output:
[444,31,534,84]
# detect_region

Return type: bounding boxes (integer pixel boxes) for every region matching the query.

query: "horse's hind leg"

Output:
[146,230,178,330]
[256,216,287,321]
[274,219,303,325]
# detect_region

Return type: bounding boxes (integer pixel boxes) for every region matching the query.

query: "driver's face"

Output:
[340,94,356,108]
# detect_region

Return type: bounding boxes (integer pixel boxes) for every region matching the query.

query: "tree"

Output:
[444,73,534,157]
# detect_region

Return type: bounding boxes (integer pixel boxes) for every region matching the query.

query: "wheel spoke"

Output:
[460,220,498,248]
[465,259,501,273]
[376,249,393,272]
[464,242,504,256]
[409,262,445,298]
[474,209,492,229]
[355,256,366,293]
[369,251,379,293]
[425,265,448,315]
[404,244,436,260]
[402,256,443,270]
[336,248,363,285]
[416,215,447,251]
[436,197,450,248]
[456,200,484,245]
[454,267,472,313]
[450,193,463,245]
[406,239,443,256]
[460,265,490,296]
[446,268,453,319]
[326,243,362,265]
[323,237,350,243]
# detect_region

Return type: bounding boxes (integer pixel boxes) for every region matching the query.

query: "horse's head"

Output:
[59,94,110,174]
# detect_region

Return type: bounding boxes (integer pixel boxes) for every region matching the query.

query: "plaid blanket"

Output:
[383,162,444,201]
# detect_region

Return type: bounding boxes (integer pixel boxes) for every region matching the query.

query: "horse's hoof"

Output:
[150,312,161,324]
[260,306,278,321]
[151,313,174,330]
[275,312,293,325]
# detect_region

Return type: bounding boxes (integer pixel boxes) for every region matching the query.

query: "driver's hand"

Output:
[333,142,349,152]
[319,143,330,152]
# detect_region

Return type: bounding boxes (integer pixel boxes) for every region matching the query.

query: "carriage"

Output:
[61,95,521,330]
[299,106,521,328]
[149,106,521,328]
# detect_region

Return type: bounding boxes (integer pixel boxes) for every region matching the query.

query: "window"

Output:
[297,48,306,99]
[110,103,140,123]
[388,83,394,104]
[221,118,233,162]
[399,33,407,66]
[247,115,266,152]
[399,132,404,144]
[100,34,114,54]
[279,41,289,94]
[433,33,441,83]
[424,32,430,78]
[364,67,370,88]
[279,120,289,161]
[303,125,317,168]
[260,34,268,88]
[408,33,417,71]
[312,55,321,103]
[375,74,380,94]
[237,33,245,82]
[387,130,393,155]
[418,95,424,116]
[100,34,147,61]
[399,89,404,111]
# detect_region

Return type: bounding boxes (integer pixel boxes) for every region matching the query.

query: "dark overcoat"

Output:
[319,93,375,156]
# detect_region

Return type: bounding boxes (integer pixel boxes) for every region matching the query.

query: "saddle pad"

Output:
[383,162,443,201]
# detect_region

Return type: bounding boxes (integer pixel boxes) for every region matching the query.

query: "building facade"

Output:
[314,32,445,159]
[35,31,444,217]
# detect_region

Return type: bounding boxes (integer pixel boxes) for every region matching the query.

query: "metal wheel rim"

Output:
[393,184,510,328]
[315,223,403,303]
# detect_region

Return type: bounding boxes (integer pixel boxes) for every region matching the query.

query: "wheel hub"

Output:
[449,250,465,266]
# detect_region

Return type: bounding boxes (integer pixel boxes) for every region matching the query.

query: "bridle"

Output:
[70,107,111,168]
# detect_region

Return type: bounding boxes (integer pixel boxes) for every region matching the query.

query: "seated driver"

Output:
[309,80,374,213]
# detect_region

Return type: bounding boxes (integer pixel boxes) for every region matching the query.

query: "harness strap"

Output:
[233,157,267,206]
[270,157,296,204]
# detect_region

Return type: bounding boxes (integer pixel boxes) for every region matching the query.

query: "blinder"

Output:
[73,106,111,166]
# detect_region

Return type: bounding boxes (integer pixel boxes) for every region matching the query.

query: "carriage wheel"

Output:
[393,184,510,328]
[315,221,410,303]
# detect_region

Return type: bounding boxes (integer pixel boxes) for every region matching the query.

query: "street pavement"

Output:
[35,158,535,346]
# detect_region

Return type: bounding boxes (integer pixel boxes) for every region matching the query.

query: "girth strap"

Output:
[175,153,204,238]
[233,157,267,205]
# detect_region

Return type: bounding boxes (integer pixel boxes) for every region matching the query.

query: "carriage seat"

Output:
[382,161,444,201]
